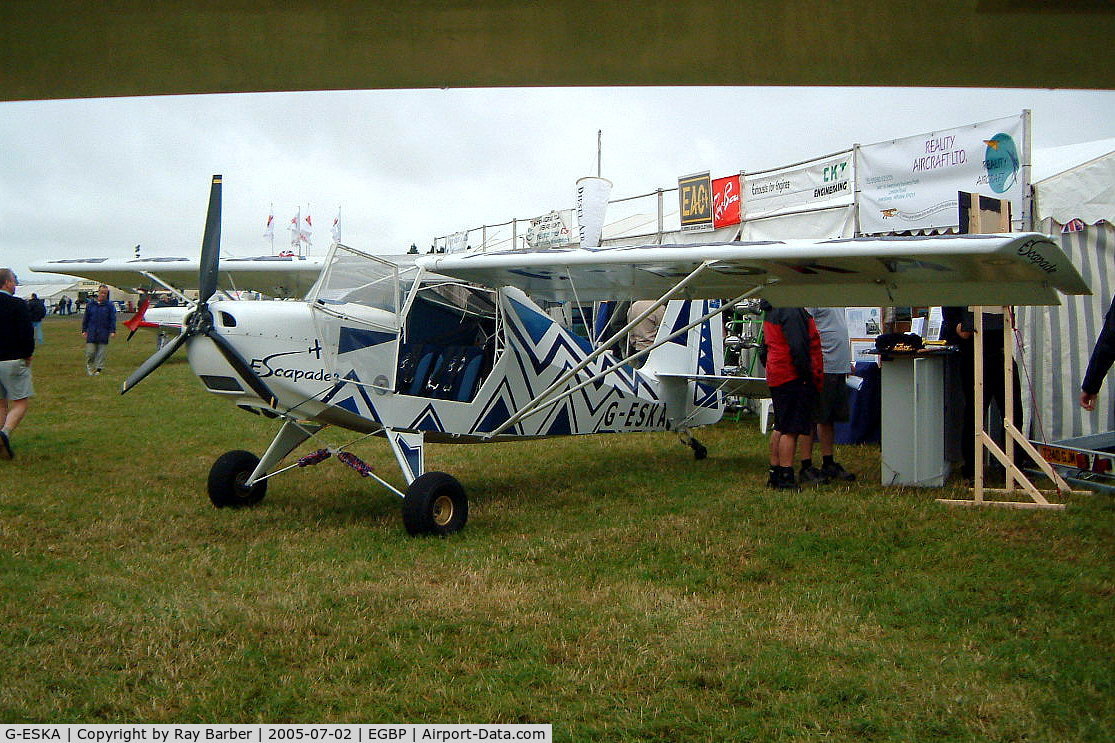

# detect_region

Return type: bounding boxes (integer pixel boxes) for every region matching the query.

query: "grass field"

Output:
[1,315,1112,740]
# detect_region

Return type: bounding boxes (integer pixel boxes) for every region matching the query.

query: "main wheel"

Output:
[402,472,468,536]
[208,450,267,508]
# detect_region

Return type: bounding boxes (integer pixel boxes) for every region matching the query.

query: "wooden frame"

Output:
[937,195,1081,509]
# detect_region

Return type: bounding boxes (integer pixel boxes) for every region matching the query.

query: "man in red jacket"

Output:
[762,301,823,490]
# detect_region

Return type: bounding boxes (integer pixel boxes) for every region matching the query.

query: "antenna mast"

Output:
[597,129,602,177]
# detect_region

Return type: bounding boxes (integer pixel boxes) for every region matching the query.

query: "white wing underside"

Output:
[30,256,327,298]
[419,234,1090,307]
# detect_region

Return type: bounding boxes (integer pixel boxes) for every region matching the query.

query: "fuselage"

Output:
[186,286,723,442]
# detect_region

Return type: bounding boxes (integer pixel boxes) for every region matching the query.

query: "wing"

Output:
[29,255,326,298]
[659,373,770,398]
[417,233,1090,307]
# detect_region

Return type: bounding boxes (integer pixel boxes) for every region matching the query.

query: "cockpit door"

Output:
[308,244,401,394]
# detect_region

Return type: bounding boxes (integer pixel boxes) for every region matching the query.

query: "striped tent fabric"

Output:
[1018,222,1114,443]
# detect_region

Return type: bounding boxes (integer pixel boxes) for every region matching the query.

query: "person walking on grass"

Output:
[81,284,116,376]
[27,292,46,343]
[0,268,34,460]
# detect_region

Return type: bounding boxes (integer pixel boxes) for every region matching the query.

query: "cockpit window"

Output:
[309,245,399,314]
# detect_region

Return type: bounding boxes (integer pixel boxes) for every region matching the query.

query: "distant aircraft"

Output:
[38,176,1091,535]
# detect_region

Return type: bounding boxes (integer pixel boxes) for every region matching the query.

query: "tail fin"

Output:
[123,297,151,341]
[643,300,725,426]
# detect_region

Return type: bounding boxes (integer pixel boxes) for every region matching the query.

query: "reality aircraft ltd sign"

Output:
[856,112,1028,234]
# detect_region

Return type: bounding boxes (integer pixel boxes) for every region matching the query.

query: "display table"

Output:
[878,350,952,486]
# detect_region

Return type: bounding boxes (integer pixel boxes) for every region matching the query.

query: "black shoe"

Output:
[799,465,830,486]
[0,431,12,460]
[821,461,856,482]
[772,469,801,491]
[766,467,780,489]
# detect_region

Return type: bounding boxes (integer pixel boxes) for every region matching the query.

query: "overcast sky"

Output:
[3,86,1115,282]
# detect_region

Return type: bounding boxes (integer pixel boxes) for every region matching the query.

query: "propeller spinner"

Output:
[121,175,278,408]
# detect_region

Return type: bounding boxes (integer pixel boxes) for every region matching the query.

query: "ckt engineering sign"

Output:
[743,151,854,220]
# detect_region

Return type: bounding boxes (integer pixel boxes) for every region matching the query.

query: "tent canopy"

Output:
[1033,138,1115,226]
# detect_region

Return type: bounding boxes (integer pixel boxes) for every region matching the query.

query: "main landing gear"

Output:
[208,450,268,507]
[205,427,469,537]
[677,428,708,460]
[402,472,468,536]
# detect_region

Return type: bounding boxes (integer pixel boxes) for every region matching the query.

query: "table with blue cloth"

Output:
[835,361,881,445]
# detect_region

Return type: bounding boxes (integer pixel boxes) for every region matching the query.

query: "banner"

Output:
[525,209,574,249]
[446,231,468,254]
[712,174,742,228]
[678,171,713,232]
[576,176,612,248]
[743,151,854,220]
[856,113,1027,234]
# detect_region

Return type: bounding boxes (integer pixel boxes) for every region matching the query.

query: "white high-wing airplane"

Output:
[36,176,1092,535]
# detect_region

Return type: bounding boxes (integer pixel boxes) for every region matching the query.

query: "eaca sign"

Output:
[678,171,714,232]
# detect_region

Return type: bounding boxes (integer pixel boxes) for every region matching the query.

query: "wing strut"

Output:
[138,270,194,307]
[487,284,765,437]
[485,260,716,437]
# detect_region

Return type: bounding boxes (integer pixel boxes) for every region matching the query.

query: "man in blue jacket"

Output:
[1080,293,1115,411]
[81,285,116,376]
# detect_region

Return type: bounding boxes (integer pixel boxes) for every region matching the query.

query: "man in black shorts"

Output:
[797,307,857,485]
[762,302,823,490]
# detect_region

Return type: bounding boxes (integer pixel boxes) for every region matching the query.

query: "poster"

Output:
[678,171,714,232]
[856,113,1028,234]
[845,307,881,337]
[446,231,468,254]
[712,174,742,228]
[525,210,573,249]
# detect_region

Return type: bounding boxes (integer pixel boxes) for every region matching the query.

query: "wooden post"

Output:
[973,306,985,503]
[937,193,1079,509]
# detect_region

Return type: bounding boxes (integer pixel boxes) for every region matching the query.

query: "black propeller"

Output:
[121,175,278,408]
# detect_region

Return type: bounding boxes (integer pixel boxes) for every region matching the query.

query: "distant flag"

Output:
[331,207,342,243]
[300,211,313,245]
[289,209,302,248]
[263,206,275,240]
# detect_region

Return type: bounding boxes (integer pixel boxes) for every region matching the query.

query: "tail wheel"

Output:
[402,472,468,536]
[208,450,267,508]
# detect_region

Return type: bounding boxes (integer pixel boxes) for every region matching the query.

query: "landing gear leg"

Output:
[207,419,323,508]
[247,418,323,485]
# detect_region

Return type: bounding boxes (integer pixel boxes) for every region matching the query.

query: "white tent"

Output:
[15,282,83,313]
[1018,139,1115,442]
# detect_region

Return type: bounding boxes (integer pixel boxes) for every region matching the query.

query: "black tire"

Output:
[402,471,467,536]
[208,450,267,508]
